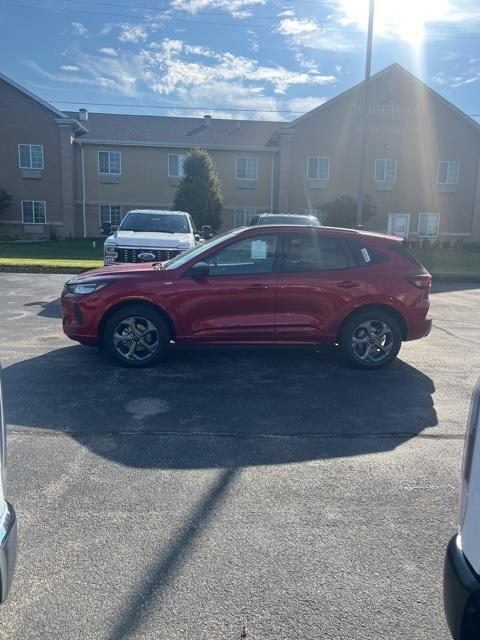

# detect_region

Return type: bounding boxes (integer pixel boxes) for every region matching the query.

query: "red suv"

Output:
[61,226,432,369]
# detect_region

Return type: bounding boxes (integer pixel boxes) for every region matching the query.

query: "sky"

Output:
[1,0,480,122]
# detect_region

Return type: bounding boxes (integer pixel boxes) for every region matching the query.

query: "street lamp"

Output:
[356,0,375,228]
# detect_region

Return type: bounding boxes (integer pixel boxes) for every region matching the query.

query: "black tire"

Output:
[103,304,170,368]
[338,310,402,369]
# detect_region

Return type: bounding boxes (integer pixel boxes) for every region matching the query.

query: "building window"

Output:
[375,159,397,182]
[236,157,258,180]
[22,200,46,224]
[234,208,256,227]
[418,213,440,238]
[98,151,121,174]
[388,213,410,238]
[437,161,460,185]
[18,144,44,169]
[168,154,186,178]
[307,157,329,180]
[99,204,122,227]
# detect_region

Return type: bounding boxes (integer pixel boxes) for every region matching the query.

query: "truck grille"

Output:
[116,247,183,263]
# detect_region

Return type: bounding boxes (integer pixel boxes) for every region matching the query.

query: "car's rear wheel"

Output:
[103,304,170,367]
[339,310,402,369]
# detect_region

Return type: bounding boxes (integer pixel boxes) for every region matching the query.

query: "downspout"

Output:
[270,151,275,213]
[80,142,86,238]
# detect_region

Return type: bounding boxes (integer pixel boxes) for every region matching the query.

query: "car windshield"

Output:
[120,212,190,234]
[161,229,243,269]
[259,216,320,226]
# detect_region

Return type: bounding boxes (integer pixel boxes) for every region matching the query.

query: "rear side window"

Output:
[284,233,355,272]
[389,243,424,267]
[346,239,388,266]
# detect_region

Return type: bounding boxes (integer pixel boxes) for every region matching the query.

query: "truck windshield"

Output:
[120,212,190,234]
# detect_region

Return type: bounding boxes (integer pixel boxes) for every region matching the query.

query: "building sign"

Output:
[353,103,429,116]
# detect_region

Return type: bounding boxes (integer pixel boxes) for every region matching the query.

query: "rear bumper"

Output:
[0,501,17,602]
[444,535,480,640]
[406,314,432,341]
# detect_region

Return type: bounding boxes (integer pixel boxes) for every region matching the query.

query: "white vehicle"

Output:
[0,365,17,602]
[444,379,480,639]
[102,209,213,266]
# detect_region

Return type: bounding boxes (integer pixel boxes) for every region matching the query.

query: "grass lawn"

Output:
[0,238,103,270]
[412,249,480,279]
[0,238,479,279]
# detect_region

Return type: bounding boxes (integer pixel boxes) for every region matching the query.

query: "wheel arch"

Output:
[97,299,176,347]
[337,304,408,342]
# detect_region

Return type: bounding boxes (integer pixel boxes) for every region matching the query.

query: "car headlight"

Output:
[177,242,192,250]
[104,243,118,255]
[66,282,109,295]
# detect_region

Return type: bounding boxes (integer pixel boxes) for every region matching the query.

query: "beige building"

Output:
[1,64,480,241]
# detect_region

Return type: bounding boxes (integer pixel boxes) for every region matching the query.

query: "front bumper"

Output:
[61,291,99,345]
[444,535,480,640]
[0,501,17,602]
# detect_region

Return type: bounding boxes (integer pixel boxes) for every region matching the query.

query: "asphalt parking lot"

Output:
[1,273,479,640]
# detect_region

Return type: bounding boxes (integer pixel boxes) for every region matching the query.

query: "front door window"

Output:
[205,235,278,276]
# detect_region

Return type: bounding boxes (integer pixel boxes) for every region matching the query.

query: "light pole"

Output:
[356,0,375,228]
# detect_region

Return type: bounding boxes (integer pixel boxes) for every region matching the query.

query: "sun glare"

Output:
[339,0,451,47]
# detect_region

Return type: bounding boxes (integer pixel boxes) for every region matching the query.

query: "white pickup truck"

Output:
[444,378,480,639]
[102,209,213,266]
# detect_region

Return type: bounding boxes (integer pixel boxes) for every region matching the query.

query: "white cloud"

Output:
[286,96,327,113]
[169,0,265,18]
[60,65,80,72]
[27,37,337,118]
[118,24,149,43]
[72,22,87,36]
[432,69,480,89]
[276,16,361,52]
[294,52,319,72]
[276,18,317,36]
[98,48,118,57]
[139,39,336,96]
[278,9,295,17]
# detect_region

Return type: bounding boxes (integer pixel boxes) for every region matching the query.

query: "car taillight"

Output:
[408,274,432,289]
[459,380,480,528]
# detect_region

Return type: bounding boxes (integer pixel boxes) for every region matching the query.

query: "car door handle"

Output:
[246,283,268,289]
[337,281,360,289]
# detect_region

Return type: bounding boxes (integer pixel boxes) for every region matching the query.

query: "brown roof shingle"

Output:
[66,112,282,149]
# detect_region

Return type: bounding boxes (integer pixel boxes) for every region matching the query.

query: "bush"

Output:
[173,149,223,231]
[320,195,377,229]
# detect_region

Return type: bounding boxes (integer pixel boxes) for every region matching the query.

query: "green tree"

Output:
[173,149,223,231]
[0,189,13,214]
[321,195,377,229]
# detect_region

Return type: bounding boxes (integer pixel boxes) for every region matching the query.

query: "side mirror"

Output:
[201,225,214,240]
[194,232,201,242]
[191,261,209,278]
[101,222,112,236]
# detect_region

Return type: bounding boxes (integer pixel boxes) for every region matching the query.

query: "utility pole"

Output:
[356,0,375,228]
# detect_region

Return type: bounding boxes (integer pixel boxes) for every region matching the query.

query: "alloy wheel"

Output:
[113,316,160,362]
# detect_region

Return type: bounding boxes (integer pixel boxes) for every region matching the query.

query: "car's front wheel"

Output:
[339,310,402,369]
[103,304,170,367]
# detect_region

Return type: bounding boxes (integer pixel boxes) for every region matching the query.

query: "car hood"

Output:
[66,262,165,283]
[107,230,194,248]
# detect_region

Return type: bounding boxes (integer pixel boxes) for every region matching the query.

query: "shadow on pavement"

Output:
[24,299,62,318]
[3,344,438,637]
[3,343,437,469]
